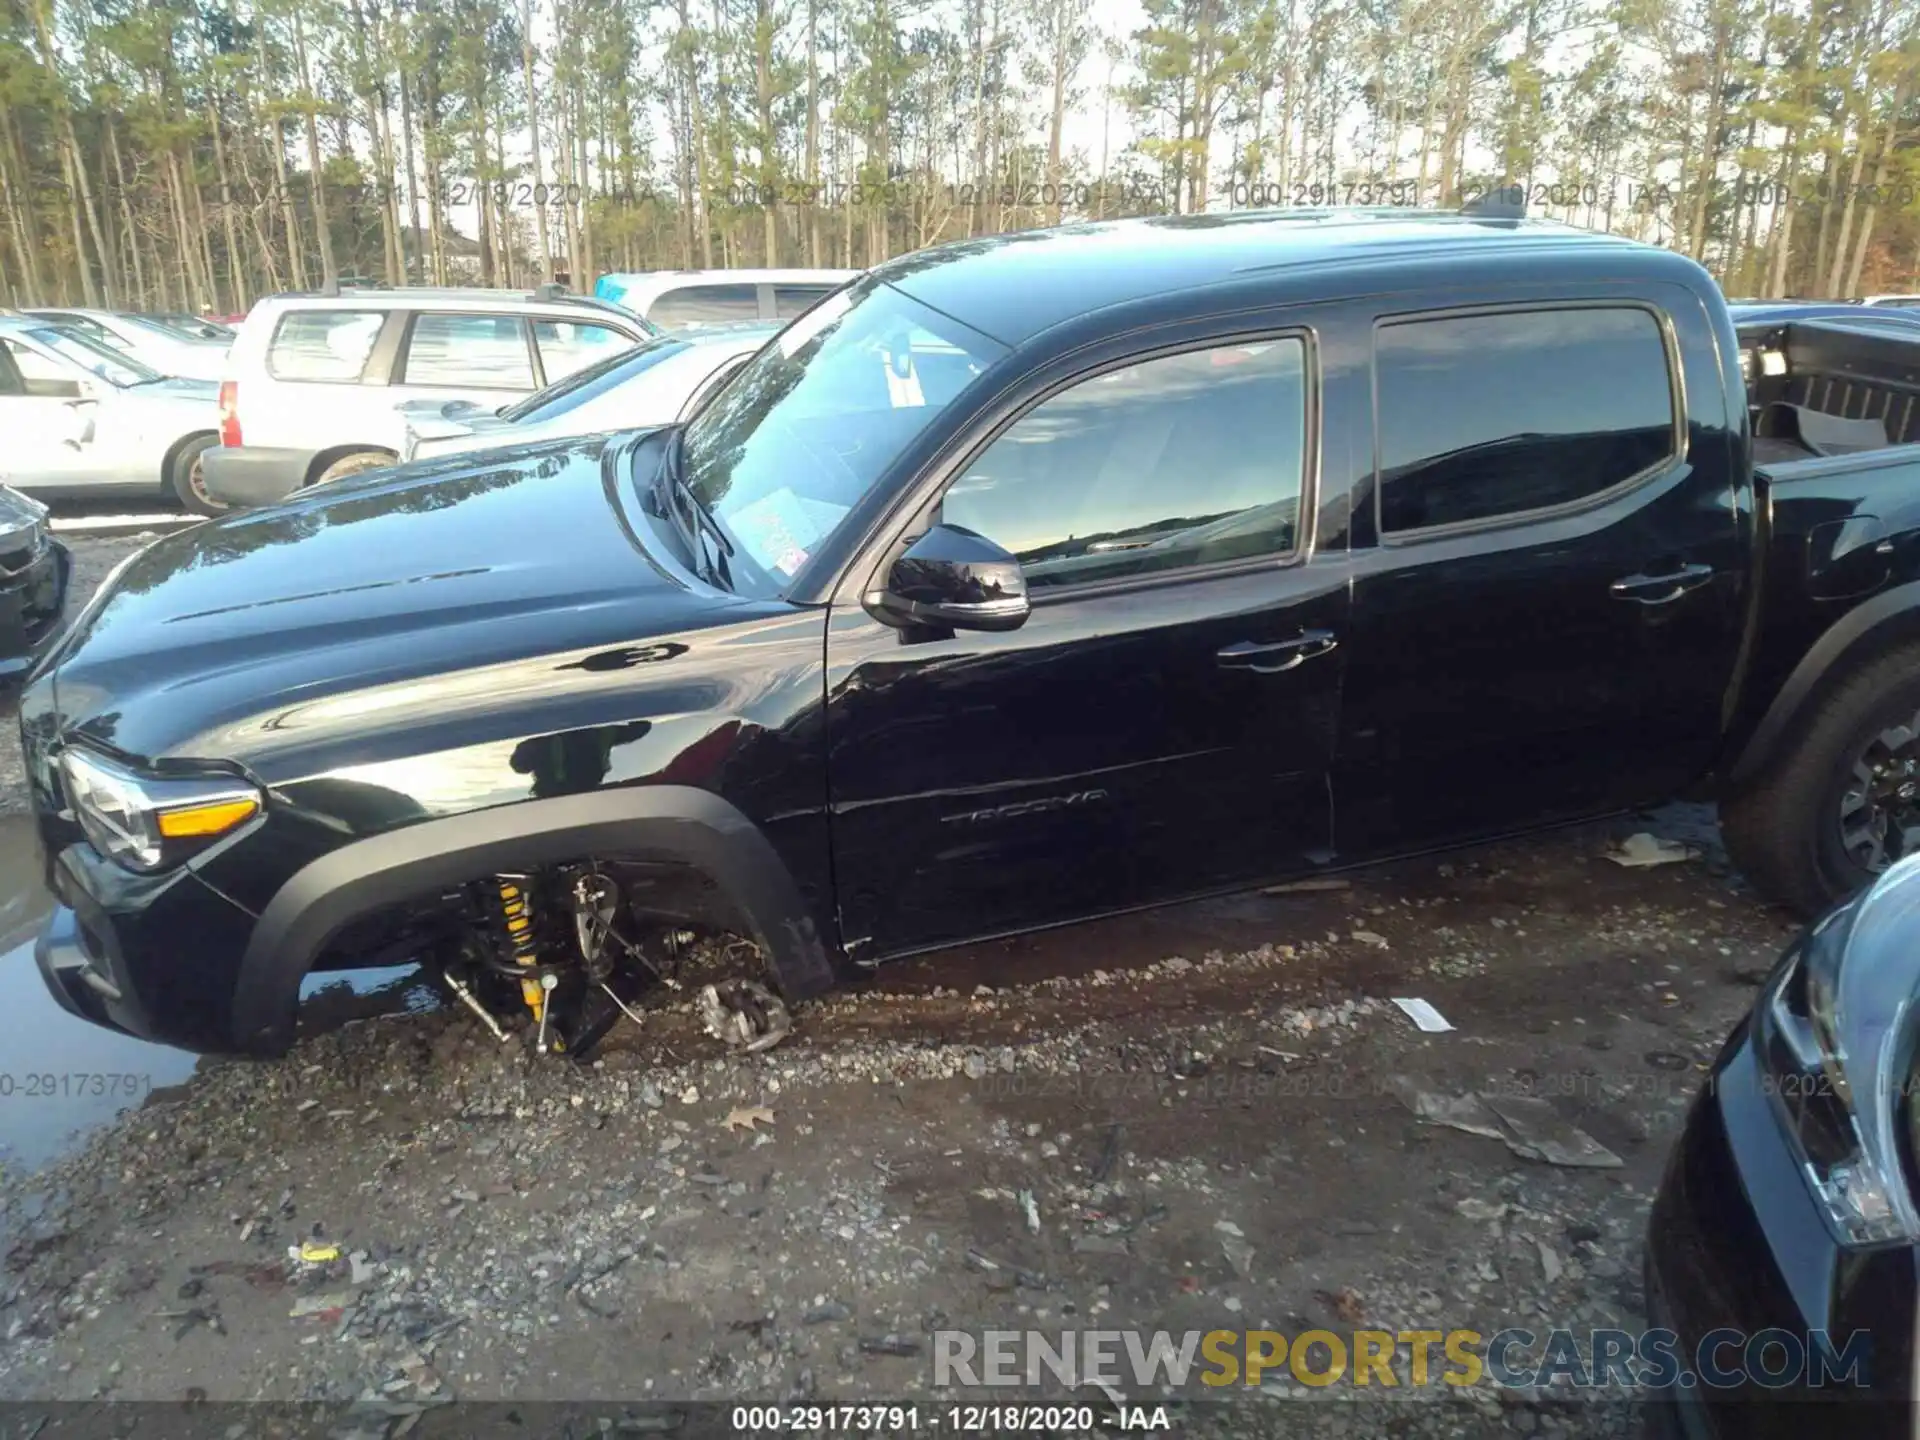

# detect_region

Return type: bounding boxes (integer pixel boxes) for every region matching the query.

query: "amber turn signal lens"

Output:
[156,797,259,839]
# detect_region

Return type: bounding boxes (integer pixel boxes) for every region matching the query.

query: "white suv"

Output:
[203,285,653,507]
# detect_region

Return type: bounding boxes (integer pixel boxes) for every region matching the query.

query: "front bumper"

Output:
[0,538,70,678]
[201,445,316,507]
[34,838,262,1054]
[1644,1023,1918,1436]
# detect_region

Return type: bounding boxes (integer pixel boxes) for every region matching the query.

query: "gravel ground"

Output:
[0,535,1797,1437]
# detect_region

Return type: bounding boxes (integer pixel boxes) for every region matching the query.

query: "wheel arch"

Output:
[229,786,838,1055]
[1726,581,1920,789]
[302,444,397,488]
[160,429,218,490]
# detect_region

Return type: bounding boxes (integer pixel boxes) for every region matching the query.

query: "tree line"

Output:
[3,0,1918,312]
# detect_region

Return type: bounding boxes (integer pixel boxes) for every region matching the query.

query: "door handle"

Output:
[1610,563,1715,606]
[1217,630,1339,674]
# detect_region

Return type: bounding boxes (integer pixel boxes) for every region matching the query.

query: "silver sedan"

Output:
[0,317,225,514]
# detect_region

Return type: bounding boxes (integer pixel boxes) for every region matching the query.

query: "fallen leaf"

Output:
[725,1105,775,1133]
[1314,1286,1366,1323]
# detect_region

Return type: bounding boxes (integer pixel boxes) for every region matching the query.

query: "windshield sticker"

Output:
[729,488,851,577]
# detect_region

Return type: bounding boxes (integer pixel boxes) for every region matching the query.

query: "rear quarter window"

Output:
[267,310,386,382]
[648,284,760,329]
[1374,306,1677,535]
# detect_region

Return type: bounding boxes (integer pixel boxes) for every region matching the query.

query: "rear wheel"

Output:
[168,435,224,517]
[1721,643,1920,915]
[311,451,394,487]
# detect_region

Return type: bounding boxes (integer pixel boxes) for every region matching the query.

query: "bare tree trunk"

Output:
[1046,0,1067,224]
[30,0,111,304]
[806,0,821,264]
[293,8,338,283]
[518,0,552,278]
[0,107,44,301]
[400,68,424,281]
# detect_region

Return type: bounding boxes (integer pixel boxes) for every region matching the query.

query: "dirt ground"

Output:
[0,536,1799,1438]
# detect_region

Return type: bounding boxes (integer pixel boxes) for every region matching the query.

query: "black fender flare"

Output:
[1727,579,1920,789]
[230,786,837,1054]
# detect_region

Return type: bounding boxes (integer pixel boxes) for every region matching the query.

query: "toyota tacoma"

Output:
[24,206,1920,1058]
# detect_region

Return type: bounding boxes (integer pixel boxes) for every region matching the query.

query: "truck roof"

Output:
[876,207,1664,346]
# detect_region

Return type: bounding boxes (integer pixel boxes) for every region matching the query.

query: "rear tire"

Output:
[1720,642,1920,915]
[168,435,224,517]
[311,451,394,487]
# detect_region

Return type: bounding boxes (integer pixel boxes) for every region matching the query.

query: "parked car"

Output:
[202,284,656,507]
[23,307,230,381]
[401,324,777,462]
[0,485,69,680]
[1862,293,1920,308]
[0,315,223,512]
[1646,850,1920,1436]
[592,268,857,329]
[142,312,238,343]
[27,208,1920,1060]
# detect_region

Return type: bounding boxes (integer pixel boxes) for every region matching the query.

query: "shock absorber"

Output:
[492,874,546,1027]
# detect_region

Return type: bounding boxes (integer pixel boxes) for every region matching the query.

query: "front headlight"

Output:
[58,746,261,873]
[1757,853,1920,1244]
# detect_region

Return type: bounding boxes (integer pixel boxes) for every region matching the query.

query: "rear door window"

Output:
[268,310,386,382]
[401,313,536,389]
[533,320,632,384]
[1374,306,1677,534]
[648,284,759,329]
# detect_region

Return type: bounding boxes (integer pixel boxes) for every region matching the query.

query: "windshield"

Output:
[127,313,231,344]
[501,337,683,423]
[27,326,162,386]
[682,279,1006,588]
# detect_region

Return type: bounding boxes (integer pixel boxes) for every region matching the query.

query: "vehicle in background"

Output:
[0,486,67,681]
[30,209,1920,1063]
[0,315,222,512]
[143,313,238,343]
[1862,293,1920,308]
[1729,300,1920,331]
[203,284,654,508]
[401,323,776,462]
[592,269,857,329]
[23,307,229,381]
[1646,850,1920,1436]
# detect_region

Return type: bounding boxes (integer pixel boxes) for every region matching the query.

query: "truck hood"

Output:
[44,430,749,770]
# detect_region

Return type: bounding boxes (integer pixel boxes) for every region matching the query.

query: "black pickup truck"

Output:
[24,209,1920,1058]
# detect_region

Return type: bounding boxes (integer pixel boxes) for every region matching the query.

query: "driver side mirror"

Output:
[865,523,1031,633]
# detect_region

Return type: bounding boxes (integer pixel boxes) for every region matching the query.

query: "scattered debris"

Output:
[1220,1237,1255,1279]
[1538,1241,1564,1286]
[1313,1287,1365,1323]
[1604,832,1699,867]
[1481,1094,1625,1169]
[1351,930,1391,949]
[858,1335,921,1357]
[1456,1198,1507,1223]
[295,1241,340,1264]
[1260,877,1351,895]
[1644,1051,1691,1071]
[1387,1080,1506,1140]
[802,1302,852,1325]
[724,1105,776,1133]
[1018,1189,1041,1235]
[1391,998,1454,1033]
[288,1290,358,1320]
[697,979,793,1053]
[1089,1123,1123,1184]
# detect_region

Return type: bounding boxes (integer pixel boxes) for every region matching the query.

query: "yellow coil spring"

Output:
[497,877,544,1019]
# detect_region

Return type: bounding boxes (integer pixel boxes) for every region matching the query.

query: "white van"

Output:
[202,284,653,507]
[592,269,858,329]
